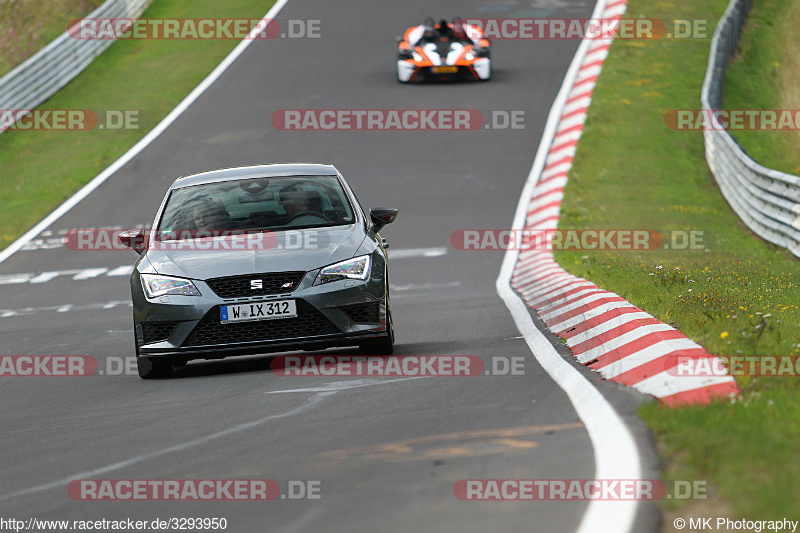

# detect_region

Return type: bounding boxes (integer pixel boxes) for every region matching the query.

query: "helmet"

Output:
[453,21,467,40]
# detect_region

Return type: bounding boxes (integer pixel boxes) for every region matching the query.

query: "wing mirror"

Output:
[118,229,147,254]
[369,208,398,234]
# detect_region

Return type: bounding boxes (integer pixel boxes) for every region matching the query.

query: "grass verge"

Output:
[723,0,800,175]
[0,0,103,77]
[554,0,800,521]
[0,0,273,250]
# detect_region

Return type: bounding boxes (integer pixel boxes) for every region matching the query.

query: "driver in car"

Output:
[278,184,326,225]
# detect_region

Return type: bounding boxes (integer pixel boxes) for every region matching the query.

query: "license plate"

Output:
[432,66,458,74]
[220,300,297,324]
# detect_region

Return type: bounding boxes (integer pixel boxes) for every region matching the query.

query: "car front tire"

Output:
[359,308,394,355]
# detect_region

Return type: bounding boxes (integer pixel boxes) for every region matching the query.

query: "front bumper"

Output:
[132,261,388,361]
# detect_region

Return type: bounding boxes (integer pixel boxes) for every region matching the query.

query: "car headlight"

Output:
[464,50,476,60]
[314,255,371,286]
[141,274,201,298]
[412,51,424,62]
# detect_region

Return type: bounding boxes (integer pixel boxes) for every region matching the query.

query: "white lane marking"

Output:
[0,0,291,265]
[496,2,641,533]
[0,300,131,318]
[71,267,109,280]
[20,238,64,251]
[387,247,447,259]
[0,273,32,285]
[0,266,132,285]
[0,389,332,503]
[390,281,460,291]
[266,377,425,394]
[28,270,90,284]
[107,265,135,276]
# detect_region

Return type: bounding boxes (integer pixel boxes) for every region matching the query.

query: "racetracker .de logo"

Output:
[453,479,715,500]
[67,18,321,40]
[0,356,96,377]
[665,109,800,131]
[457,18,709,40]
[271,355,487,377]
[0,109,143,132]
[67,479,327,500]
[450,229,708,251]
[68,480,279,500]
[271,109,490,131]
[665,355,800,377]
[63,229,328,252]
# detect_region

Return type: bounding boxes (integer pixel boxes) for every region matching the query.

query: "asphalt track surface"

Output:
[0,0,660,531]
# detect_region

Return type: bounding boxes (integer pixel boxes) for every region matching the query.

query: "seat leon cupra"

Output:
[118,163,398,378]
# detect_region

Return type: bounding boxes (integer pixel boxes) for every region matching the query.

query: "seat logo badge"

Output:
[251,279,263,290]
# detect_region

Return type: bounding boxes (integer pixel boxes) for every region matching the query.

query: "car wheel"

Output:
[133,324,173,378]
[359,308,394,355]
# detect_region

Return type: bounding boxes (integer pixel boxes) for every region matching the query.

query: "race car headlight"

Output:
[412,51,424,62]
[464,50,476,60]
[141,274,201,298]
[314,255,371,286]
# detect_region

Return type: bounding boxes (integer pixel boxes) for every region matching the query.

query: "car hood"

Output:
[144,225,366,280]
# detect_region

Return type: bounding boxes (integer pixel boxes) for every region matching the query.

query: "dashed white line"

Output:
[0,300,131,318]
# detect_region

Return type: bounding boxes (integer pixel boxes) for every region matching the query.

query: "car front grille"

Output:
[138,322,178,345]
[205,271,306,298]
[182,300,339,347]
[340,302,380,324]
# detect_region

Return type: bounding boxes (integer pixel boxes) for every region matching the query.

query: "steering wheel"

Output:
[287,210,328,223]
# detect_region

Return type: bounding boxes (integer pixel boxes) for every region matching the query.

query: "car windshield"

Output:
[156,175,356,240]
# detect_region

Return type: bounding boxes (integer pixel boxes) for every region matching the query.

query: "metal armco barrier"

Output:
[702,0,800,257]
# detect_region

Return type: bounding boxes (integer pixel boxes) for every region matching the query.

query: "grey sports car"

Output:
[118,163,398,378]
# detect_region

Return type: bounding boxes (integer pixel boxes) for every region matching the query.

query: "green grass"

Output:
[0,0,104,77]
[723,0,800,175]
[0,0,273,249]
[554,0,800,520]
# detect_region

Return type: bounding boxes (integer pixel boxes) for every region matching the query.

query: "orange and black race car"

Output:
[396,17,491,83]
